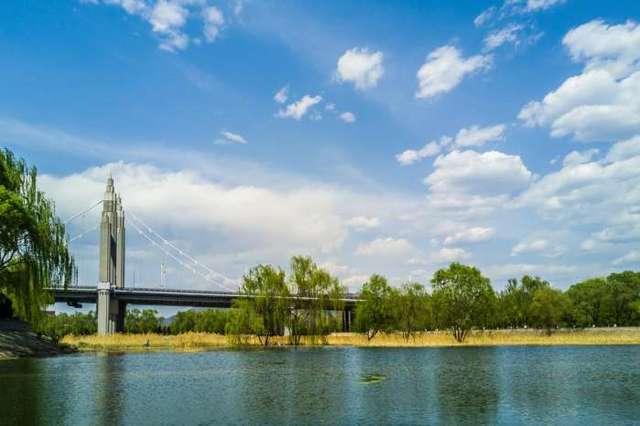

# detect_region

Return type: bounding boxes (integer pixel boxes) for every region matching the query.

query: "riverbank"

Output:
[61,327,640,352]
[0,320,76,360]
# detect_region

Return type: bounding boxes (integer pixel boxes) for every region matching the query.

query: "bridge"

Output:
[52,177,357,334]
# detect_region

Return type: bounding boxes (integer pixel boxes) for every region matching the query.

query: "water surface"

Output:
[1,346,639,425]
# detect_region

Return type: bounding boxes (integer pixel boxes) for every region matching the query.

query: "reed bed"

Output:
[62,328,640,352]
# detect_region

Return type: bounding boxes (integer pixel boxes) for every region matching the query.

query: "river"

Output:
[1,346,639,425]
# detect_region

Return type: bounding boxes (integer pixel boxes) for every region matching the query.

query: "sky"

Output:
[2,0,640,297]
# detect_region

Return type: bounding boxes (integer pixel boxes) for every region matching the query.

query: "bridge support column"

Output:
[97,282,126,335]
[342,309,352,332]
[97,282,111,335]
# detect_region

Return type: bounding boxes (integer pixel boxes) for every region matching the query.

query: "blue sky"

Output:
[2,0,640,296]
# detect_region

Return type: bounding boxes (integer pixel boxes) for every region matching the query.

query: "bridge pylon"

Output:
[97,176,126,335]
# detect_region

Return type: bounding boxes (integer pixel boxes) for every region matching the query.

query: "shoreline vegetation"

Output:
[61,328,640,353]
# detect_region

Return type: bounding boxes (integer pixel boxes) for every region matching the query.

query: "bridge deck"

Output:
[50,286,360,309]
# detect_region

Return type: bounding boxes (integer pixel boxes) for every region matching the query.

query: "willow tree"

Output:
[0,148,74,323]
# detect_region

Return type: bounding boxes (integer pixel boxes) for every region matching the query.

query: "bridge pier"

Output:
[97,283,126,335]
[342,309,353,332]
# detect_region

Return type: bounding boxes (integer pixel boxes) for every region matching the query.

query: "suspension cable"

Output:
[68,224,98,243]
[126,210,238,288]
[127,216,238,292]
[64,200,103,224]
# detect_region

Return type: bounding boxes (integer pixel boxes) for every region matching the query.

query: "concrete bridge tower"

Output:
[97,176,126,335]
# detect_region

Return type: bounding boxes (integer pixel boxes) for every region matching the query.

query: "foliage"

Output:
[497,275,550,328]
[0,148,74,324]
[169,309,231,334]
[238,264,289,345]
[125,309,161,334]
[392,282,432,341]
[287,256,345,345]
[431,263,495,342]
[36,311,97,342]
[354,274,396,340]
[529,287,570,334]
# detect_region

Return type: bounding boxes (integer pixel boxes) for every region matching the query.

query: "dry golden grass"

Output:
[62,328,640,352]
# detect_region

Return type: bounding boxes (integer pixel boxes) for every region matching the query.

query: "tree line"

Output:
[39,259,640,344]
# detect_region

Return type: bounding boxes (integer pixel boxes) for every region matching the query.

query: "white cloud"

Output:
[425,150,533,199]
[202,6,224,42]
[415,45,492,99]
[484,24,523,51]
[216,131,247,145]
[519,20,640,142]
[562,149,599,167]
[335,48,384,90]
[339,112,356,123]
[273,86,289,104]
[84,0,227,52]
[511,239,550,256]
[396,140,443,166]
[396,124,505,166]
[355,237,416,257]
[522,0,567,12]
[613,251,640,266]
[346,216,380,231]
[455,124,506,147]
[276,95,322,120]
[433,247,471,263]
[474,6,496,27]
[605,135,640,162]
[444,227,495,245]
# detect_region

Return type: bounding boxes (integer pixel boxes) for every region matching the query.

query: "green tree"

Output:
[604,271,640,326]
[0,148,74,323]
[125,309,161,334]
[566,278,608,327]
[287,256,345,344]
[393,282,431,341]
[529,287,570,334]
[431,263,495,342]
[239,264,289,346]
[354,274,395,340]
[498,275,550,328]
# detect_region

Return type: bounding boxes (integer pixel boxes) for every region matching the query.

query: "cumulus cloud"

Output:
[455,124,506,147]
[484,24,523,51]
[355,237,416,257]
[339,112,356,123]
[519,20,640,142]
[521,0,567,12]
[202,5,224,42]
[416,46,492,99]
[562,149,599,167]
[273,86,288,104]
[216,131,247,145]
[346,216,380,231]
[444,227,495,245]
[335,48,384,90]
[396,124,505,166]
[425,150,533,205]
[276,95,322,120]
[474,6,496,27]
[516,136,640,256]
[613,251,640,266]
[433,247,471,263]
[396,139,444,166]
[84,0,225,52]
[510,238,565,256]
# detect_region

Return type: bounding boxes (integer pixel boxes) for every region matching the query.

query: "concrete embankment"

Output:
[0,320,76,360]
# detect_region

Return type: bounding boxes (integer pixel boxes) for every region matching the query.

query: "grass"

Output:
[62,328,640,352]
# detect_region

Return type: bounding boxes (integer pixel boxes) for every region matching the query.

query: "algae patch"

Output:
[361,374,386,384]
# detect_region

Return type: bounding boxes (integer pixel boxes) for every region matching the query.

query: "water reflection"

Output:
[94,354,125,426]
[434,347,499,424]
[1,346,639,425]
